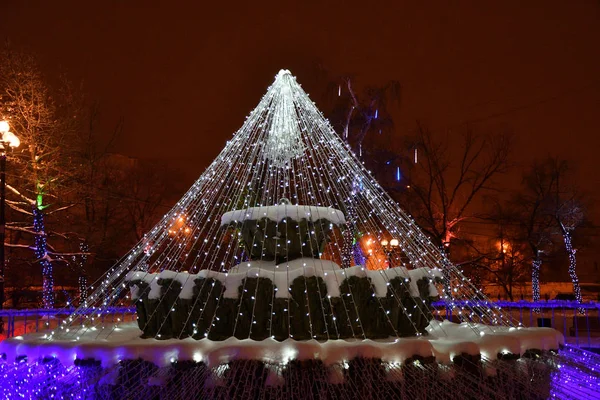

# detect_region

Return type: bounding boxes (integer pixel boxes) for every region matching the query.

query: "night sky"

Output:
[2,1,599,269]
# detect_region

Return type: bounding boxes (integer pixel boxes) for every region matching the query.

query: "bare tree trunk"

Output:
[342,224,354,269]
[531,257,542,312]
[78,241,89,306]
[342,192,359,268]
[33,207,53,309]
[561,228,583,313]
[78,275,87,305]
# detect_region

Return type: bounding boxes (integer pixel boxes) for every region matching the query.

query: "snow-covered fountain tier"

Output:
[221,198,346,263]
[0,70,595,399]
[124,260,444,340]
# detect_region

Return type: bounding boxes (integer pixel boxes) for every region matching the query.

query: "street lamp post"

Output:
[380,238,399,268]
[0,120,20,334]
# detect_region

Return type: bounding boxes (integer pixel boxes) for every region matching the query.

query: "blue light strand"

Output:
[432,300,599,310]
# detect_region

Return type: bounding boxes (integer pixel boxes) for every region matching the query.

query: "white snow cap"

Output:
[124,259,443,300]
[221,202,346,226]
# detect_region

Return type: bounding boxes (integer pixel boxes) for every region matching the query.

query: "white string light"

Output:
[56,69,520,343]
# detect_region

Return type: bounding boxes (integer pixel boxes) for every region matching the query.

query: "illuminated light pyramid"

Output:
[1,70,598,399]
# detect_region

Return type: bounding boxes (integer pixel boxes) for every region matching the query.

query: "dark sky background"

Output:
[1,1,599,276]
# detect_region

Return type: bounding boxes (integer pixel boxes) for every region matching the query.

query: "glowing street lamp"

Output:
[380,238,400,268]
[381,238,399,249]
[0,121,20,148]
[0,120,20,334]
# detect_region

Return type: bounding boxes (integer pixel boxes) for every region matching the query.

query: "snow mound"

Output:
[426,319,565,362]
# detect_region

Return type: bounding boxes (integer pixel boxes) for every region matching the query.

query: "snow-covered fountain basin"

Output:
[0,316,565,399]
[0,319,563,369]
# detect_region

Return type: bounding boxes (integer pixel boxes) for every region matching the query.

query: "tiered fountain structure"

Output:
[126,200,443,342]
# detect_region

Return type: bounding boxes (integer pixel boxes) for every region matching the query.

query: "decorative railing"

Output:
[0,307,136,338]
[432,300,600,348]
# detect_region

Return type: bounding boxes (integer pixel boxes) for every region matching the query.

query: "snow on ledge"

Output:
[0,320,564,369]
[221,205,346,226]
[426,320,564,362]
[124,260,444,300]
